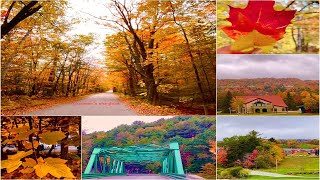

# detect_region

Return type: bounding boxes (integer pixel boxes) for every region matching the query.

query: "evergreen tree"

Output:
[222,91,233,113]
[286,92,295,110]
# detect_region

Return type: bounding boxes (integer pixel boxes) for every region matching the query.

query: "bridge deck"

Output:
[88,174,172,179]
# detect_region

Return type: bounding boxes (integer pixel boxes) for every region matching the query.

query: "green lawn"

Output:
[248,175,319,179]
[254,156,319,179]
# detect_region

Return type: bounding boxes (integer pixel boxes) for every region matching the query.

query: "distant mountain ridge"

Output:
[218,78,319,95]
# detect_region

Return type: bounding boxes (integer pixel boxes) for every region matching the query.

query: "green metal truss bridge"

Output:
[83,142,186,179]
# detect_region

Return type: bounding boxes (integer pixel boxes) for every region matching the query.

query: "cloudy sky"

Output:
[217,116,319,141]
[65,0,114,62]
[82,116,173,133]
[217,54,319,80]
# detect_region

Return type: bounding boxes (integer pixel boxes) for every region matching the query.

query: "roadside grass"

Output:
[117,94,185,115]
[117,93,214,115]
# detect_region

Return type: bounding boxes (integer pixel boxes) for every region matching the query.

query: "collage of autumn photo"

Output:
[0,0,319,180]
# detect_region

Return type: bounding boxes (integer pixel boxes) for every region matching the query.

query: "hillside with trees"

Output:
[217,78,319,112]
[82,116,216,178]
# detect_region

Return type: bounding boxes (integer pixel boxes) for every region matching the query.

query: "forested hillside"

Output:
[217,78,319,111]
[82,116,216,177]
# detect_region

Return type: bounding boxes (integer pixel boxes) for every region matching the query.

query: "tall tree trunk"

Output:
[128,68,136,96]
[60,118,69,159]
[199,50,215,103]
[113,1,158,104]
[66,70,74,97]
[170,3,208,114]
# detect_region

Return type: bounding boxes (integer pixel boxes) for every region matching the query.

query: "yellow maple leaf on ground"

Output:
[230,30,276,53]
[1,150,33,173]
[1,160,22,173]
[22,158,37,168]
[39,131,66,144]
[33,157,75,179]
[8,150,33,160]
[20,167,35,174]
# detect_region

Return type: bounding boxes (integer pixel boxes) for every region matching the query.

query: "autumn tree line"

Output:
[104,0,216,114]
[1,1,107,99]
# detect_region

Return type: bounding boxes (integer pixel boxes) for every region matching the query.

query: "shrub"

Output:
[229,166,243,177]
[199,163,216,179]
[255,154,274,168]
[219,167,248,179]
[239,169,249,178]
[219,170,233,179]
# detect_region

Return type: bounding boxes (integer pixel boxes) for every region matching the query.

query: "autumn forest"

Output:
[0,0,319,180]
[1,0,216,115]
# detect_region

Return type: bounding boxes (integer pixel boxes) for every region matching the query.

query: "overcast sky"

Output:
[82,116,173,133]
[65,0,113,62]
[217,116,319,141]
[217,54,319,80]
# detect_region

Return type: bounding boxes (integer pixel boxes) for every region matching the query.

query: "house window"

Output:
[262,108,267,112]
[282,108,286,111]
[254,101,265,107]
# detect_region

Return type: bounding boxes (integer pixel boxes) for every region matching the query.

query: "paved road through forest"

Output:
[25,91,137,116]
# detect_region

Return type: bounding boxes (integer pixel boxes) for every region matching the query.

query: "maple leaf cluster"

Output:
[222,0,296,53]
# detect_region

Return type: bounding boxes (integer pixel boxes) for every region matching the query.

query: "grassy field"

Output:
[251,156,319,179]
[248,175,319,179]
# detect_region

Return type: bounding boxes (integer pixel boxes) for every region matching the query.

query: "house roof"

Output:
[236,95,288,107]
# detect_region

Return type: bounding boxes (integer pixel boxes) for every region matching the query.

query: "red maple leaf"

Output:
[222,0,296,40]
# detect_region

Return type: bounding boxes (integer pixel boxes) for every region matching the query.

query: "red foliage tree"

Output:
[243,149,259,168]
[217,149,228,166]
